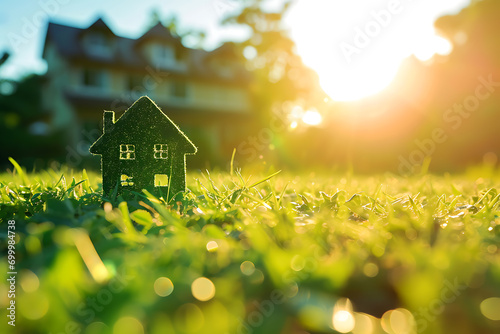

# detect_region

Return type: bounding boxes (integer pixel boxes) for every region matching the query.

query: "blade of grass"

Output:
[9,157,29,185]
[230,148,236,177]
[277,182,288,208]
[82,169,91,193]
[240,192,272,210]
[247,170,281,189]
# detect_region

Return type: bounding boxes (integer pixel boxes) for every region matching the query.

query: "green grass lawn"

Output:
[1,162,500,334]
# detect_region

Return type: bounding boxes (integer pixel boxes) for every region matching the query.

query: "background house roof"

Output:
[44,19,144,67]
[85,17,115,35]
[43,18,251,82]
[136,22,179,45]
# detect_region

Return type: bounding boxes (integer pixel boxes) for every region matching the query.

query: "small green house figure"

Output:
[89,96,197,199]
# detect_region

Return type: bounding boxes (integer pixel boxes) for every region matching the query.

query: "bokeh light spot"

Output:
[249,269,265,285]
[487,245,497,254]
[390,308,415,333]
[381,310,394,333]
[381,308,416,334]
[154,277,174,297]
[291,255,305,272]
[24,235,42,254]
[302,109,323,126]
[285,281,299,298]
[19,291,49,320]
[240,261,256,276]
[113,316,144,334]
[174,303,204,332]
[191,277,216,301]
[480,297,500,321]
[333,298,355,333]
[84,322,109,334]
[353,313,375,334]
[243,46,257,60]
[333,310,355,333]
[20,269,39,293]
[206,240,218,252]
[363,263,379,278]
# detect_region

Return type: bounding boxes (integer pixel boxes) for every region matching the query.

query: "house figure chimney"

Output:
[104,111,115,133]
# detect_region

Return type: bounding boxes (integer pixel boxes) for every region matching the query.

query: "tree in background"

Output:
[0,52,9,67]
[334,0,500,173]
[414,0,500,170]
[223,0,326,120]
[345,0,500,173]
[221,0,328,168]
[0,72,65,169]
[148,9,206,49]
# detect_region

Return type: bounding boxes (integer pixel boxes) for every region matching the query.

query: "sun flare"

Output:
[286,0,465,101]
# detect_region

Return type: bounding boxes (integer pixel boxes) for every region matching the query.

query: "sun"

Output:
[285,0,461,102]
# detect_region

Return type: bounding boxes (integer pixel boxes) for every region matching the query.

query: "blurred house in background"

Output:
[41,18,254,166]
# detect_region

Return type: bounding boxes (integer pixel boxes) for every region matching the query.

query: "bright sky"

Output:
[287,0,470,101]
[0,0,470,101]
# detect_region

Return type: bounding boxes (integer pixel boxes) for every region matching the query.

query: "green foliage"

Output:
[222,0,326,123]
[1,162,500,334]
[0,51,9,67]
[0,74,65,169]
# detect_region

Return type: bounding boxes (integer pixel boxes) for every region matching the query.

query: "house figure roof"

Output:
[90,96,196,154]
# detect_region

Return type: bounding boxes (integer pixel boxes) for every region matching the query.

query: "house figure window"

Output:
[121,174,134,186]
[127,74,143,92]
[154,174,169,187]
[86,33,112,57]
[83,69,109,89]
[171,81,187,99]
[154,144,168,159]
[120,144,135,160]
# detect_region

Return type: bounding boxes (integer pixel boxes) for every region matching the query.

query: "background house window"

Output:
[212,60,235,79]
[86,33,112,57]
[83,69,108,88]
[149,43,187,71]
[127,74,143,92]
[121,174,134,186]
[120,144,135,160]
[152,44,176,68]
[175,48,187,62]
[158,45,175,60]
[170,81,187,99]
[154,174,169,187]
[154,144,168,159]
